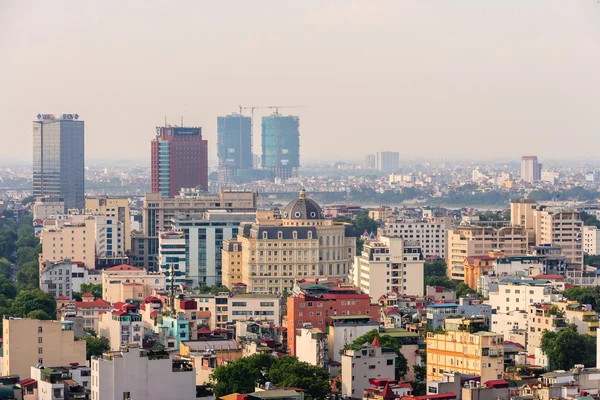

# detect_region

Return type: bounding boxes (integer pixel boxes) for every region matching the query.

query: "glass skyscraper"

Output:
[33,116,85,211]
[217,114,252,184]
[261,113,300,180]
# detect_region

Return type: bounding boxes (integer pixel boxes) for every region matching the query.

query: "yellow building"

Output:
[85,197,132,251]
[40,215,96,268]
[2,317,86,379]
[446,226,527,281]
[222,190,356,293]
[101,264,166,303]
[462,252,503,290]
[533,207,583,269]
[426,330,504,383]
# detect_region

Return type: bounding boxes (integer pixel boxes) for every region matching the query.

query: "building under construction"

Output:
[217,113,252,184]
[261,112,300,180]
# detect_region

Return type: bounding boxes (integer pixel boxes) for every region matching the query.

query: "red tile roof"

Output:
[371,337,381,347]
[483,379,509,388]
[114,302,125,310]
[57,295,69,300]
[73,298,111,309]
[82,292,94,297]
[321,293,371,299]
[198,327,212,334]
[534,274,565,280]
[381,383,396,399]
[105,264,143,271]
[18,378,37,388]
[150,311,159,317]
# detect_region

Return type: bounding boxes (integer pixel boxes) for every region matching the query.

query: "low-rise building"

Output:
[327,317,379,363]
[2,317,86,379]
[98,303,143,350]
[583,226,600,255]
[426,298,491,330]
[379,215,452,258]
[101,264,166,303]
[527,303,566,355]
[33,196,65,221]
[341,339,396,399]
[462,253,502,290]
[91,345,196,400]
[56,293,111,332]
[295,327,328,369]
[426,330,504,383]
[30,364,91,400]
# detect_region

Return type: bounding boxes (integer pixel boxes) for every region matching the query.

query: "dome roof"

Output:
[282,189,324,220]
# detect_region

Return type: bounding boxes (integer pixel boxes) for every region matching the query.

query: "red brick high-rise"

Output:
[151,126,208,197]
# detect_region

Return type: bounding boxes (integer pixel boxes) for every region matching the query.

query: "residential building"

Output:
[85,196,132,252]
[30,364,91,400]
[341,338,396,398]
[533,206,583,269]
[426,298,492,330]
[167,210,256,287]
[365,154,376,168]
[261,113,300,180]
[155,313,190,350]
[56,293,111,332]
[352,236,424,301]
[510,198,536,231]
[98,303,143,350]
[426,372,480,398]
[150,125,208,198]
[101,264,166,304]
[446,226,528,281]
[426,330,504,383]
[39,259,83,299]
[520,156,542,183]
[368,207,394,222]
[91,344,196,400]
[158,231,186,289]
[221,189,357,292]
[322,204,362,219]
[33,196,65,221]
[39,215,96,269]
[2,317,86,379]
[527,303,566,355]
[554,301,599,337]
[327,318,379,363]
[378,215,452,258]
[295,327,328,369]
[583,226,600,255]
[33,114,85,211]
[462,253,502,290]
[217,113,252,184]
[287,279,378,356]
[376,152,399,173]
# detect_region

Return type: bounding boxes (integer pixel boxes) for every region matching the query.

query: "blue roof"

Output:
[428,303,458,309]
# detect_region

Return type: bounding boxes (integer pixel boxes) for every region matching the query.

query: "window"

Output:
[38,348,43,354]
[38,337,43,343]
[38,326,43,333]
[387,359,393,365]
[368,365,376,369]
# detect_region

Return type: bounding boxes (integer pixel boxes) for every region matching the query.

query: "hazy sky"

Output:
[1,1,599,164]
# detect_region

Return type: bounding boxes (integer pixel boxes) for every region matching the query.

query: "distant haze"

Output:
[1,0,599,164]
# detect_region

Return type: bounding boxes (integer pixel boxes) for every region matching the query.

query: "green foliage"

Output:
[194,285,230,294]
[83,335,110,360]
[0,276,17,299]
[455,283,477,298]
[411,364,427,395]
[0,258,12,279]
[78,283,103,298]
[11,289,56,319]
[581,211,600,229]
[585,254,600,267]
[340,329,408,379]
[562,287,600,311]
[21,196,35,206]
[424,261,446,279]
[209,354,330,399]
[541,324,596,370]
[425,275,456,290]
[354,210,379,235]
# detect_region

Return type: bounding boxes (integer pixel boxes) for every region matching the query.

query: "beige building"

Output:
[533,206,583,269]
[222,190,356,293]
[426,330,504,383]
[446,226,527,281]
[101,264,166,303]
[40,215,96,268]
[2,317,86,379]
[56,294,112,332]
[33,196,65,221]
[86,196,132,251]
[352,236,424,300]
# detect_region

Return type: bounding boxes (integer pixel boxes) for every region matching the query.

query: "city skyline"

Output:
[1,1,599,163]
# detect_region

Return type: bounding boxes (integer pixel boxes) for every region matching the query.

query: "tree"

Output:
[562,287,600,311]
[425,276,456,290]
[79,283,103,298]
[541,324,596,370]
[16,262,40,290]
[455,283,477,298]
[83,335,110,360]
[0,276,18,299]
[354,210,379,235]
[267,356,331,400]
[210,353,276,397]
[21,196,35,206]
[194,285,230,295]
[10,289,56,319]
[340,329,408,379]
[0,258,12,279]
[424,261,446,279]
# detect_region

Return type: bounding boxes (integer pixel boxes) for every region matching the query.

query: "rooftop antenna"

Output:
[181,116,184,127]
[164,116,167,127]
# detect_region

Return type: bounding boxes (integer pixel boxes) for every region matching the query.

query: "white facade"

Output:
[353,236,424,301]
[295,327,328,369]
[378,216,451,258]
[521,156,541,183]
[341,344,396,398]
[30,365,91,400]
[98,306,143,350]
[33,197,65,221]
[170,210,256,287]
[95,215,126,258]
[91,345,196,400]
[327,321,379,363]
[158,231,187,288]
[39,260,75,299]
[583,226,600,255]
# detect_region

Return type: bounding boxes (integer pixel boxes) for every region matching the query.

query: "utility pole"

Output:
[170,263,176,314]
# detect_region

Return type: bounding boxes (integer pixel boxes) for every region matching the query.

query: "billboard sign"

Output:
[37,114,55,120]
[173,127,200,136]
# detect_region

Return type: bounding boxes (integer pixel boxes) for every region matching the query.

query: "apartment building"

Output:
[40,215,96,268]
[554,301,599,337]
[2,317,86,379]
[583,226,600,255]
[85,196,132,251]
[527,303,567,355]
[98,303,143,350]
[446,226,527,281]
[56,293,111,332]
[101,264,166,303]
[534,206,583,269]
[91,344,196,400]
[462,253,502,290]
[287,279,378,356]
[221,190,356,293]
[29,364,91,400]
[341,339,396,399]
[426,330,504,383]
[158,231,186,288]
[295,326,328,369]
[33,196,65,221]
[426,298,492,330]
[39,259,83,299]
[352,236,424,300]
[378,215,452,258]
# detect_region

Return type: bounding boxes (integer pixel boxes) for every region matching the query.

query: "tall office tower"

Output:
[261,113,300,180]
[33,114,85,211]
[376,151,399,173]
[364,154,376,168]
[217,114,252,184]
[521,156,542,183]
[150,126,208,198]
